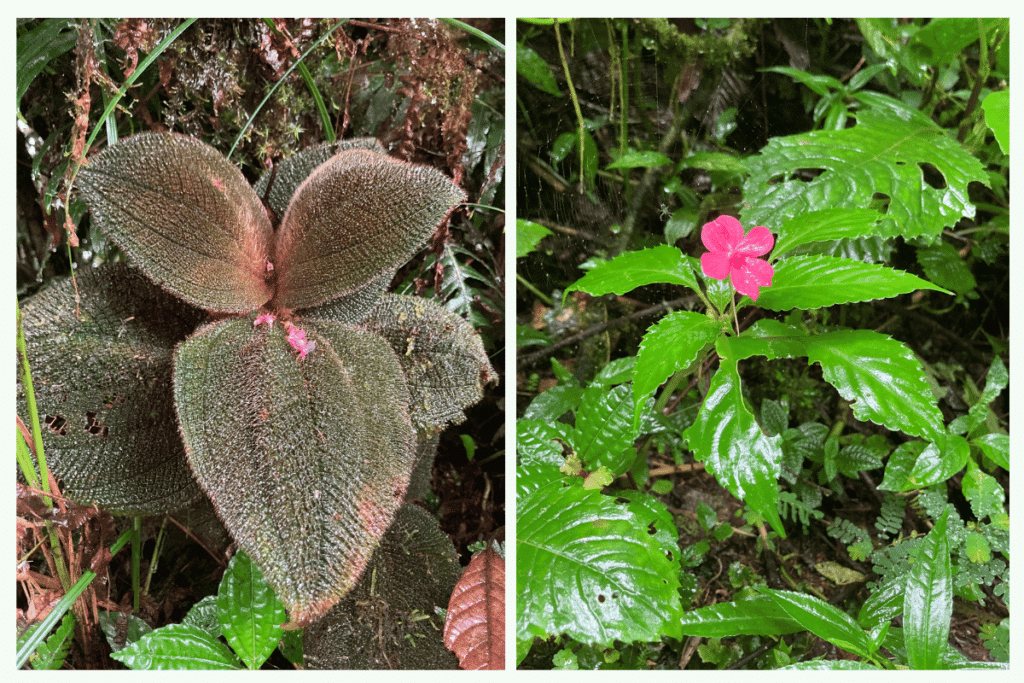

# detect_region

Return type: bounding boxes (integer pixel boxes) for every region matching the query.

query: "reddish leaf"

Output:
[443,544,505,670]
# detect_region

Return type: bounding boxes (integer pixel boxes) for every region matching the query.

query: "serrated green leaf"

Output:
[110,624,243,670]
[23,612,75,669]
[768,589,874,659]
[218,551,287,669]
[679,594,805,637]
[683,151,749,173]
[916,242,977,296]
[877,440,927,492]
[565,245,699,298]
[174,317,415,627]
[517,42,561,96]
[973,433,1009,471]
[981,89,1008,154]
[742,109,988,244]
[517,419,575,467]
[574,385,637,476]
[633,311,720,429]
[763,65,844,97]
[904,509,952,670]
[733,321,946,441]
[517,483,683,645]
[180,596,220,637]
[518,462,565,500]
[908,433,970,486]
[964,532,991,564]
[516,218,553,257]
[961,465,1005,521]
[757,255,949,311]
[683,355,786,537]
[965,356,1008,434]
[523,384,584,420]
[606,149,672,170]
[771,209,882,257]
[590,356,636,387]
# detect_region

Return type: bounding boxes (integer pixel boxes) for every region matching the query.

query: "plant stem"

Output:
[553,20,587,194]
[516,272,553,305]
[131,516,142,612]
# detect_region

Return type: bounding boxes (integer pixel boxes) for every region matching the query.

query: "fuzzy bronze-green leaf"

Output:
[20,133,493,629]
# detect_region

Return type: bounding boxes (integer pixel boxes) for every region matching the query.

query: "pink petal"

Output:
[701,252,731,280]
[732,257,774,301]
[735,226,775,257]
[701,215,744,253]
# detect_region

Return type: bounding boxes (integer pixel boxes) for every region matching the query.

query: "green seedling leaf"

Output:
[679,594,805,637]
[683,355,786,537]
[111,624,243,670]
[907,432,970,486]
[523,384,584,420]
[633,311,720,429]
[981,89,1008,154]
[174,318,416,627]
[21,612,75,669]
[961,465,1005,521]
[756,254,950,311]
[964,356,1008,435]
[768,589,875,659]
[218,551,287,669]
[517,42,561,96]
[516,218,553,257]
[566,245,699,298]
[904,509,952,670]
[181,596,220,637]
[606,150,672,170]
[517,482,683,646]
[683,151,749,174]
[743,108,988,244]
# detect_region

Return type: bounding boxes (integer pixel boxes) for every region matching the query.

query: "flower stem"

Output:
[729,280,740,335]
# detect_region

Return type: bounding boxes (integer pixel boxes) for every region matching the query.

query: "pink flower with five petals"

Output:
[699,216,775,301]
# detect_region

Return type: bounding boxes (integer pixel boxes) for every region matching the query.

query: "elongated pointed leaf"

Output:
[743,109,988,244]
[768,589,874,659]
[274,150,465,309]
[770,208,882,257]
[683,355,786,536]
[358,294,495,433]
[298,270,393,324]
[78,133,274,312]
[904,509,952,669]
[565,245,699,298]
[517,482,683,646]
[678,594,806,637]
[110,624,242,670]
[217,551,286,670]
[732,320,946,441]
[633,311,721,429]
[173,317,416,626]
[756,255,950,311]
[18,264,204,513]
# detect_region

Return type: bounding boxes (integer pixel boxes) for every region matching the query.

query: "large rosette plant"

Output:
[18,132,495,627]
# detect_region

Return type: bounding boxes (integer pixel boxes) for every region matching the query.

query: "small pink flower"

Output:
[254,313,275,326]
[699,215,775,301]
[284,323,316,359]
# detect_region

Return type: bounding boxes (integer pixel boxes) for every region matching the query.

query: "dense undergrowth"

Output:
[17,18,505,669]
[516,18,1007,669]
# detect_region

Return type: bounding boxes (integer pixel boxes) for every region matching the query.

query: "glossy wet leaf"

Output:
[756,254,949,311]
[444,544,505,670]
[174,317,415,626]
[606,149,672,169]
[743,108,988,244]
[274,149,466,309]
[110,624,242,670]
[683,354,786,536]
[767,589,874,660]
[678,594,805,637]
[566,245,699,298]
[516,419,575,468]
[633,311,721,429]
[904,509,952,669]
[573,384,637,475]
[217,551,286,669]
[78,133,274,312]
[517,481,683,646]
[17,265,204,513]
[516,218,553,257]
[916,241,977,296]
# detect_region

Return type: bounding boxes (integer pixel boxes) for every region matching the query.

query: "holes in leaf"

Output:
[789,168,825,182]
[612,592,619,599]
[919,162,947,190]
[85,412,108,437]
[870,192,891,214]
[666,550,674,562]
[598,594,606,603]
[647,521,658,535]
[614,497,629,505]
[44,414,67,436]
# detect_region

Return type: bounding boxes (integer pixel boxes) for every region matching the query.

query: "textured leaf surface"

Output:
[304,504,462,669]
[768,590,873,659]
[444,544,505,670]
[78,133,274,312]
[18,264,205,513]
[573,385,637,476]
[110,624,242,670]
[274,149,465,309]
[756,254,949,310]
[297,270,393,324]
[359,293,495,433]
[565,245,699,297]
[517,419,574,468]
[217,551,286,670]
[742,109,988,244]
[517,482,683,645]
[683,354,786,536]
[633,311,721,429]
[174,317,415,626]
[770,208,883,256]
[904,509,952,670]
[732,320,946,441]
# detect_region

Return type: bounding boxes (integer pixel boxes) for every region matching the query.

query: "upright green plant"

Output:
[18,132,495,627]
